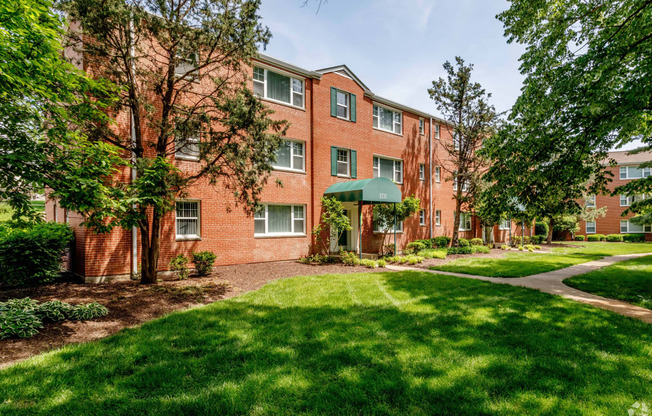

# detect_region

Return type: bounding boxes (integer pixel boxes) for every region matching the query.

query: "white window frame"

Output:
[175,200,201,240]
[272,139,305,173]
[175,121,201,161]
[585,221,596,234]
[435,210,441,226]
[620,165,651,180]
[419,164,425,181]
[373,156,403,184]
[620,195,630,207]
[336,148,350,178]
[499,218,511,230]
[435,124,440,139]
[453,171,468,192]
[372,104,402,135]
[419,118,425,135]
[373,217,404,234]
[435,166,441,183]
[586,195,596,208]
[620,219,652,234]
[336,90,350,120]
[458,212,472,231]
[419,209,426,226]
[174,51,199,79]
[254,204,306,237]
[252,65,305,109]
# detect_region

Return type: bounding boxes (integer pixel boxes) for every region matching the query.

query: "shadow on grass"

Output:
[0,271,650,415]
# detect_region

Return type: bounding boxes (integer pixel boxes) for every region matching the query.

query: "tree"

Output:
[57,0,288,283]
[428,57,498,246]
[312,196,351,254]
[0,0,115,221]
[614,146,652,226]
[373,196,420,255]
[496,0,652,215]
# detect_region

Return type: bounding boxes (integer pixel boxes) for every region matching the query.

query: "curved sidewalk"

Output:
[388,252,652,323]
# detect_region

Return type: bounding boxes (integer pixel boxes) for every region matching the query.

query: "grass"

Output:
[1,271,651,415]
[0,201,45,222]
[551,241,652,256]
[564,255,652,310]
[429,252,602,277]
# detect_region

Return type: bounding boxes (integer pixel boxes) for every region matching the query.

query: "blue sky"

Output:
[258,0,640,151]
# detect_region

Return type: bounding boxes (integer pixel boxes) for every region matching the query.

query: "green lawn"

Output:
[0,201,45,222]
[429,252,602,277]
[1,271,651,415]
[551,241,652,256]
[564,255,652,310]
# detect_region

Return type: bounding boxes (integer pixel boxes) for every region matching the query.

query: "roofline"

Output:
[255,52,449,126]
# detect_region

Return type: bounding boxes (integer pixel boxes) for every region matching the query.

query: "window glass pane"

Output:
[394,161,403,183]
[628,221,645,233]
[586,221,596,233]
[267,71,291,103]
[254,219,265,234]
[620,167,627,179]
[379,158,394,180]
[394,112,401,134]
[274,141,291,168]
[628,167,643,178]
[379,107,393,131]
[253,81,264,97]
[337,105,347,119]
[620,195,628,206]
[268,205,292,233]
[253,67,265,81]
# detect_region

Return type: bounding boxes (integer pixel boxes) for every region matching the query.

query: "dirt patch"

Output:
[0,261,383,367]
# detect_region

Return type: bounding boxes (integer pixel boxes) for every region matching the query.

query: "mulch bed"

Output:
[0,261,384,367]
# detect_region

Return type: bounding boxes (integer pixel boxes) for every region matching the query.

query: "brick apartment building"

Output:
[47,53,518,281]
[578,150,652,239]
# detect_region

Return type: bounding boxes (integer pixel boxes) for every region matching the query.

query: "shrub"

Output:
[606,234,624,242]
[0,309,43,340]
[447,246,472,255]
[67,302,109,321]
[404,241,427,255]
[531,235,547,244]
[0,222,74,288]
[501,245,507,250]
[377,259,387,268]
[0,298,39,312]
[360,259,378,269]
[512,236,522,245]
[340,251,359,266]
[535,221,549,237]
[191,251,217,276]
[623,233,645,243]
[432,236,451,248]
[518,246,524,251]
[535,245,541,250]
[575,235,585,241]
[470,238,483,246]
[36,300,73,322]
[587,234,605,242]
[458,238,470,247]
[471,245,490,254]
[418,249,447,259]
[169,254,190,280]
[528,247,534,252]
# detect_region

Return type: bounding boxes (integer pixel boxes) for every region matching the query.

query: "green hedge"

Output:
[0,222,74,288]
[432,236,451,248]
[470,238,483,246]
[447,246,472,255]
[575,235,585,241]
[605,234,624,242]
[623,233,645,243]
[587,234,606,242]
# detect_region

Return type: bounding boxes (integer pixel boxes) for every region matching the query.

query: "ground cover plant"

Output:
[0,271,650,415]
[564,255,652,310]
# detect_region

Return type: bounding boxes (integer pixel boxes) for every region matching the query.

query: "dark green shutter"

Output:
[350,150,357,178]
[350,94,356,122]
[330,87,337,117]
[331,146,337,176]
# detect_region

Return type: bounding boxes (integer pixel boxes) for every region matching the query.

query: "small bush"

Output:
[298,256,312,264]
[518,246,524,251]
[512,236,522,245]
[36,300,73,322]
[470,238,483,246]
[418,249,447,259]
[169,254,190,280]
[531,235,547,244]
[458,238,470,247]
[606,234,624,242]
[0,309,43,340]
[528,247,534,252]
[447,246,473,255]
[575,235,585,241]
[471,245,490,254]
[535,245,541,250]
[384,256,399,264]
[535,222,549,237]
[587,234,605,242]
[432,236,451,248]
[67,302,109,321]
[191,251,217,276]
[501,245,507,250]
[377,259,387,268]
[340,251,359,266]
[404,241,427,255]
[623,233,645,243]
[359,259,378,269]
[0,222,74,288]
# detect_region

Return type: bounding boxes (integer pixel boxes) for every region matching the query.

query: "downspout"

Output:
[428,117,433,239]
[309,78,315,254]
[129,17,138,277]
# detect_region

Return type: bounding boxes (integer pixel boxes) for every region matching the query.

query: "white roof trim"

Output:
[316,65,372,94]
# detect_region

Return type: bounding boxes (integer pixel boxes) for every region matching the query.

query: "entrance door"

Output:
[338,210,350,249]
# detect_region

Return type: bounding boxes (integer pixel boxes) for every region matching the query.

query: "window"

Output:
[419,209,426,226]
[337,90,349,119]
[419,164,425,181]
[373,104,402,134]
[337,149,350,177]
[586,221,596,234]
[435,210,441,226]
[586,195,596,208]
[273,140,305,172]
[435,166,441,183]
[174,50,198,79]
[373,214,404,233]
[253,66,304,108]
[499,218,511,230]
[621,219,652,233]
[435,124,440,139]
[419,118,425,135]
[453,171,469,192]
[458,212,472,231]
[175,120,201,160]
[176,201,200,239]
[620,194,646,207]
[254,204,305,236]
[373,156,403,183]
[620,166,651,180]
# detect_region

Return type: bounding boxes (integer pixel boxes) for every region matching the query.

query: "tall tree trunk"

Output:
[547,217,555,245]
[140,212,162,284]
[452,199,461,246]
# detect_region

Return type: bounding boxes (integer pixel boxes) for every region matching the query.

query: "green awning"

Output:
[324,177,401,203]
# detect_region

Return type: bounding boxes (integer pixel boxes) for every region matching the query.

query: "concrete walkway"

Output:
[387,252,652,323]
